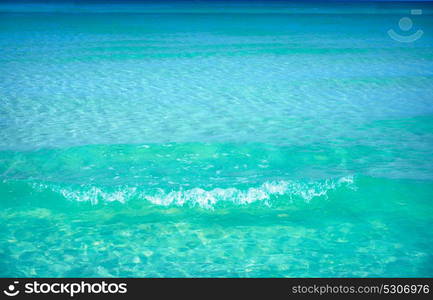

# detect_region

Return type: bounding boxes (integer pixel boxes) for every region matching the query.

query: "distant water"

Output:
[1,1,433,277]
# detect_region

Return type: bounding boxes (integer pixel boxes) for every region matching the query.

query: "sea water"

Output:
[1,1,433,277]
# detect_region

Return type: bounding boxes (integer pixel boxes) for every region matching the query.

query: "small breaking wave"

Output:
[28,176,355,209]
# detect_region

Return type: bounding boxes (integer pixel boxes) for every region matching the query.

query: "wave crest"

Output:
[31,176,355,209]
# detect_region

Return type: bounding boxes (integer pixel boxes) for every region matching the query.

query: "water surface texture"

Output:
[1,1,433,277]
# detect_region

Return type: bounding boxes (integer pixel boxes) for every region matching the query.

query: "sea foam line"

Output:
[32,176,355,209]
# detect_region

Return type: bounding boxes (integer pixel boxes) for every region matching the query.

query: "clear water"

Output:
[1,1,433,277]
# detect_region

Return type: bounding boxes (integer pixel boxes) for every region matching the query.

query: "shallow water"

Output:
[1,1,433,277]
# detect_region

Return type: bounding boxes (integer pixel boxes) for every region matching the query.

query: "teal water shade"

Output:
[1,1,433,277]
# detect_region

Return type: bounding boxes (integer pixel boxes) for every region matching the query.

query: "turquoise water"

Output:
[1,1,433,277]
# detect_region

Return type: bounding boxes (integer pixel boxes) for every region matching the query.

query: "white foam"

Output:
[32,175,355,209]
